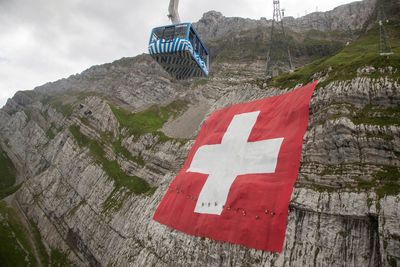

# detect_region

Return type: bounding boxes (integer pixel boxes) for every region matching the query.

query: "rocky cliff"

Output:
[0,0,399,266]
[195,0,376,41]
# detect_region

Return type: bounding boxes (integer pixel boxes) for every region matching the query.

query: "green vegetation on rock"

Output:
[0,149,18,199]
[0,201,36,267]
[50,248,73,267]
[67,200,86,217]
[29,220,50,266]
[112,139,145,166]
[69,125,154,195]
[46,128,56,140]
[365,132,394,142]
[271,24,400,89]
[324,103,400,127]
[111,100,188,142]
[102,188,130,214]
[42,96,74,117]
[374,166,400,198]
[352,105,400,126]
[193,78,209,87]
[358,166,400,198]
[0,150,16,190]
[320,165,344,176]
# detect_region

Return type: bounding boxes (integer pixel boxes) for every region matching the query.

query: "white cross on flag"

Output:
[153,82,317,252]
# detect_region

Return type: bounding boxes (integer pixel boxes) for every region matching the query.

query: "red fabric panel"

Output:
[153,81,317,252]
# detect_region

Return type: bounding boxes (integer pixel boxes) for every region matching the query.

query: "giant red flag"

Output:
[153,81,317,252]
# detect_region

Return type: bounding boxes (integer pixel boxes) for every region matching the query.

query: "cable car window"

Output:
[176,24,188,38]
[151,28,164,42]
[200,47,205,60]
[189,31,194,43]
[195,38,200,53]
[162,26,175,41]
[192,34,199,53]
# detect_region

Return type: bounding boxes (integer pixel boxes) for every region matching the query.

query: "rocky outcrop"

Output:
[194,0,376,42]
[77,96,120,137]
[33,55,185,111]
[284,0,377,32]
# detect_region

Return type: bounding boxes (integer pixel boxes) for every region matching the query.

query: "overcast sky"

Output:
[0,0,357,107]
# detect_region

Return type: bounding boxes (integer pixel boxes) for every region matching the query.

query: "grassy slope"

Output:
[111,99,188,142]
[358,166,400,198]
[0,201,37,267]
[42,95,74,117]
[68,100,189,196]
[0,150,15,189]
[0,149,19,199]
[69,125,154,195]
[271,23,400,88]
[0,200,70,266]
[50,248,73,267]
[277,24,400,197]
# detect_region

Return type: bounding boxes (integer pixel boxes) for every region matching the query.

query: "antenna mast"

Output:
[266,0,294,77]
[377,5,393,56]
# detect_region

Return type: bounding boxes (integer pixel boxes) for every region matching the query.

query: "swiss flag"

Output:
[153,81,317,252]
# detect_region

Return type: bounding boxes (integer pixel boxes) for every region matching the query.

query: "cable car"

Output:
[148,23,210,80]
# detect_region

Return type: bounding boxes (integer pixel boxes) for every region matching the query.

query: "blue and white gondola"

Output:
[148,23,209,80]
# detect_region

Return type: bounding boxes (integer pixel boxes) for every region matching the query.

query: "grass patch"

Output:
[67,200,86,217]
[42,96,74,117]
[357,166,400,198]
[0,184,22,200]
[46,123,60,140]
[29,220,50,266]
[352,105,400,126]
[0,150,16,190]
[112,139,145,166]
[0,149,18,199]
[76,91,105,101]
[323,103,400,127]
[320,165,344,176]
[46,128,56,140]
[111,100,189,142]
[270,23,400,89]
[374,166,400,198]
[102,188,129,214]
[50,248,73,267]
[365,132,394,141]
[193,79,208,87]
[0,201,37,267]
[69,125,154,195]
[51,101,73,117]
[68,125,88,147]
[24,109,33,121]
[307,183,336,193]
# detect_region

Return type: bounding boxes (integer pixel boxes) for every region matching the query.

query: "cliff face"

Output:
[194,0,377,68]
[195,0,376,42]
[1,0,399,266]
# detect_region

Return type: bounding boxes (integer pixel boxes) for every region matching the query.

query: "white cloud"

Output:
[0,0,356,107]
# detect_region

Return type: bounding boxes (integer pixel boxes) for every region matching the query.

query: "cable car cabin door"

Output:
[148,23,209,80]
